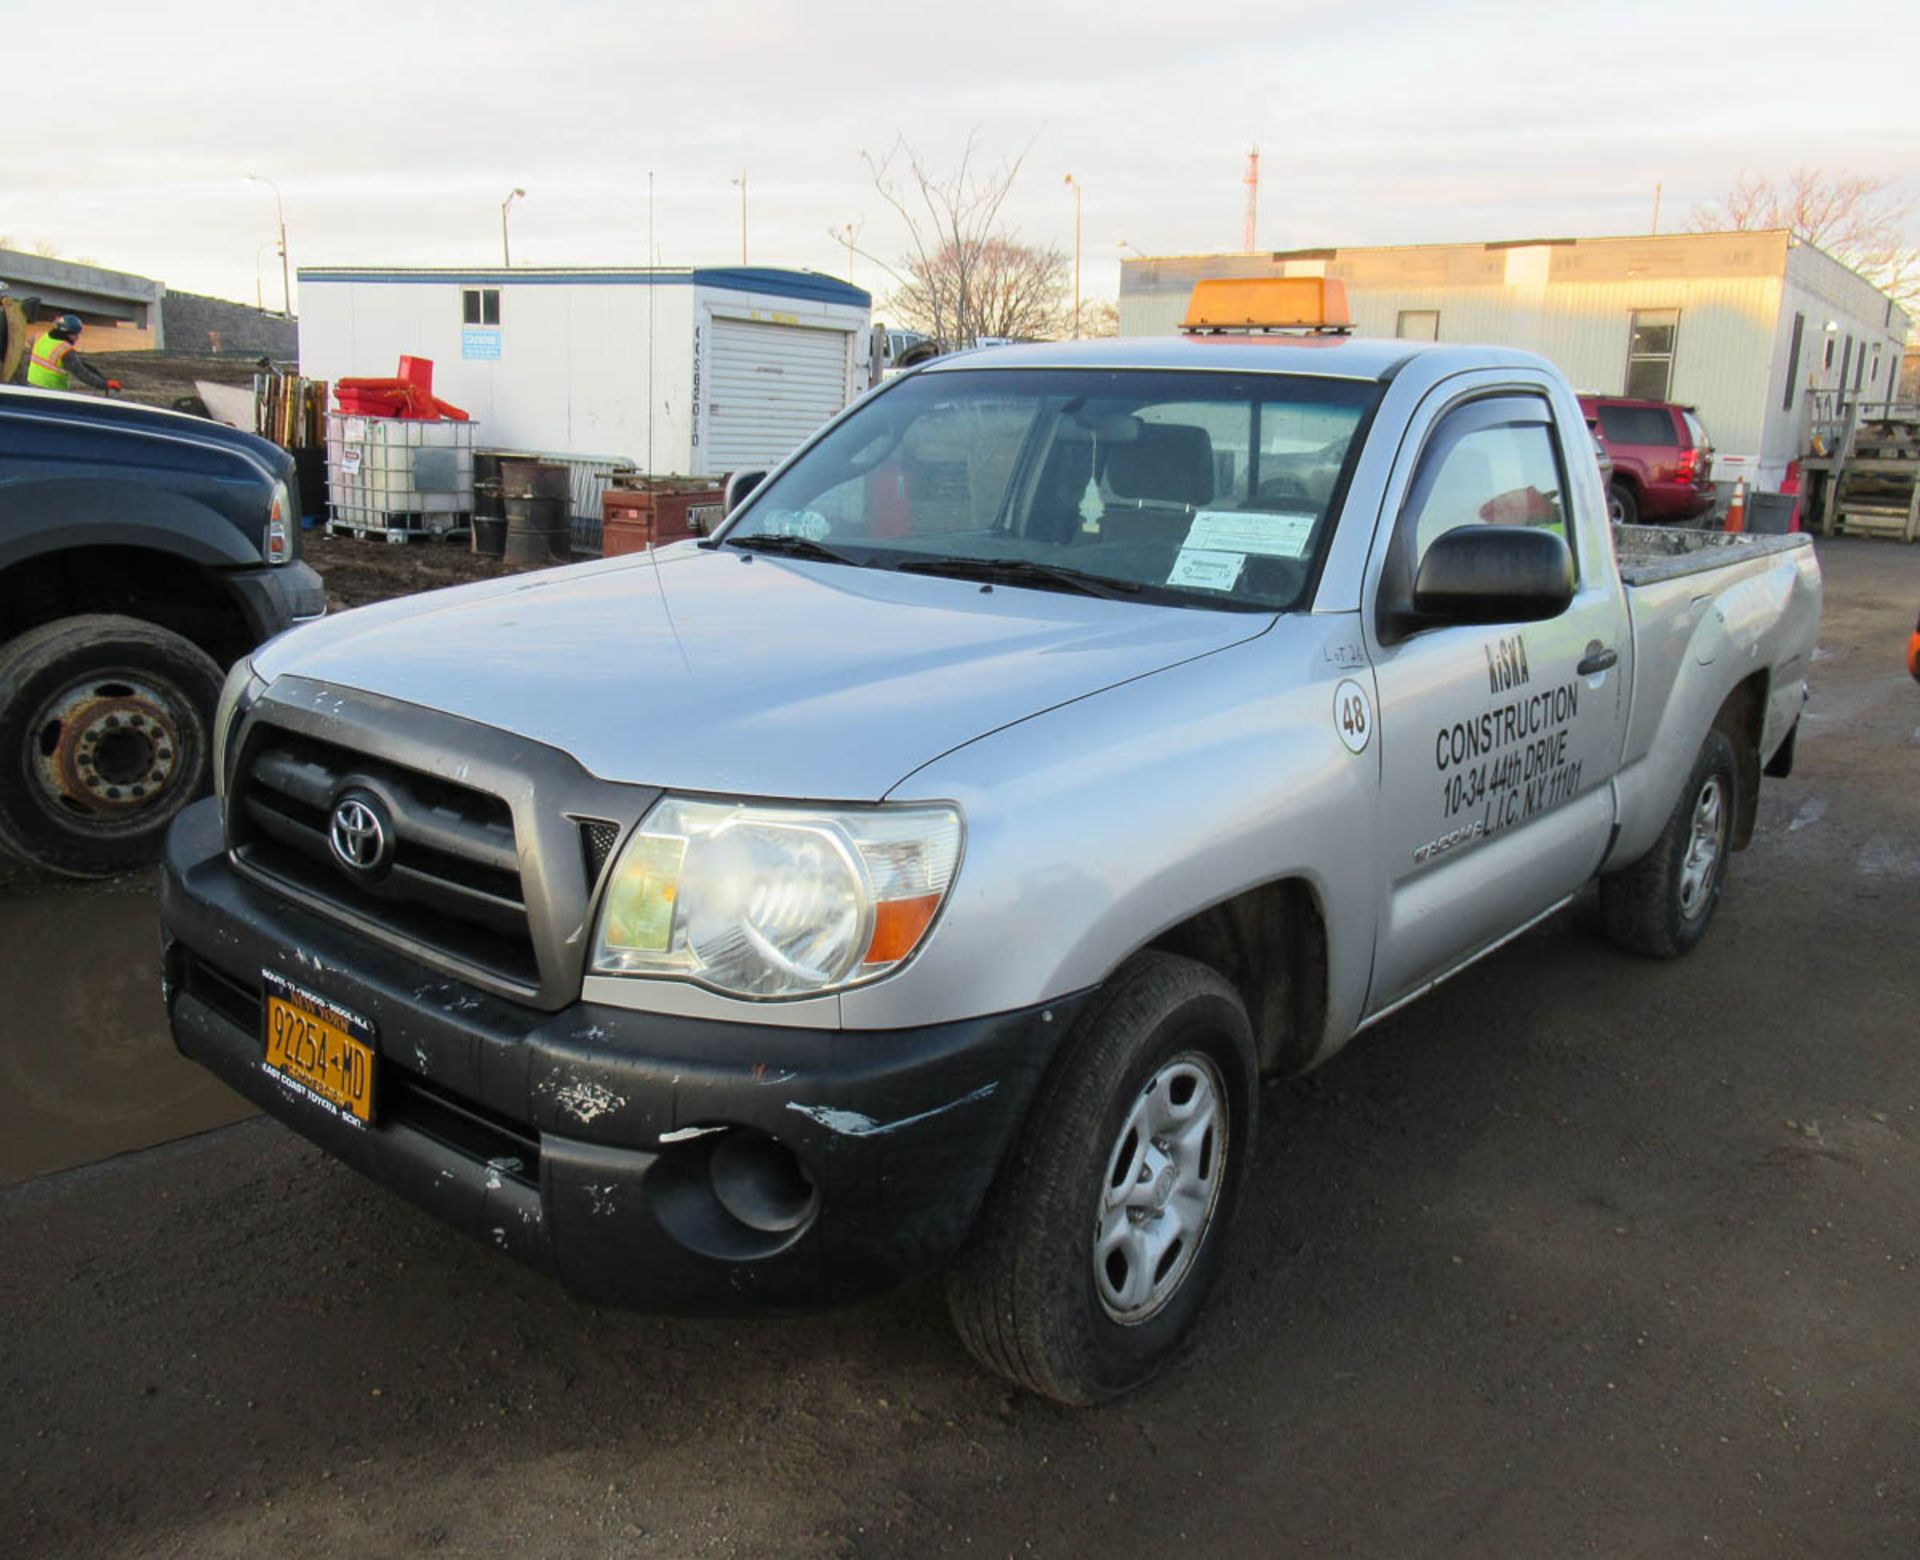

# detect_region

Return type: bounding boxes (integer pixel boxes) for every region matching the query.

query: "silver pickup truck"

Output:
[161,297,1821,1405]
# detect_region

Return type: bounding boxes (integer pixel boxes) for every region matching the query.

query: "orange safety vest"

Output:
[27,331,73,390]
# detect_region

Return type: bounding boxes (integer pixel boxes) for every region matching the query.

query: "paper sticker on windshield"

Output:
[1167,549,1245,591]
[1185,509,1316,559]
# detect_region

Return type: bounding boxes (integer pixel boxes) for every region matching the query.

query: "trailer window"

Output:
[1624,309,1678,401]
[462,288,501,327]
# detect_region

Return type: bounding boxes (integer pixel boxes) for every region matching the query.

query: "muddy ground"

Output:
[302,527,538,615]
[1,538,1915,1556]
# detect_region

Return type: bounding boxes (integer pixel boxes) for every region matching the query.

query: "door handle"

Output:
[1578,644,1619,676]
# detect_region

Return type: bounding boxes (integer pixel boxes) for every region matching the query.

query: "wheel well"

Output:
[1145,878,1328,1077]
[0,548,252,666]
[1712,671,1768,850]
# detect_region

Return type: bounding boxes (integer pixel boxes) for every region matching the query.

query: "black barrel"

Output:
[500,458,570,503]
[503,494,569,564]
[471,516,508,556]
[473,453,504,522]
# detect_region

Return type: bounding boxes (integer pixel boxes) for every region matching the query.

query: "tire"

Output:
[945,952,1258,1405]
[1608,482,1638,525]
[1600,727,1737,959]
[0,615,225,878]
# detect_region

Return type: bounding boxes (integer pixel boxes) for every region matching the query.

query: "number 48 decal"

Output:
[1333,678,1373,754]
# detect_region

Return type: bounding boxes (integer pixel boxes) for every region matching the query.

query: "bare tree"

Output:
[1078,299,1120,338]
[30,238,61,259]
[1690,167,1918,319]
[889,236,1070,344]
[861,134,1070,345]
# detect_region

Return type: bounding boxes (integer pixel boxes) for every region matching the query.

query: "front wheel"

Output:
[1599,727,1737,958]
[1608,482,1637,525]
[945,952,1258,1405]
[0,615,225,878]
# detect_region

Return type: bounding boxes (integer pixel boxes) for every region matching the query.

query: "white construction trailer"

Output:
[295,266,873,479]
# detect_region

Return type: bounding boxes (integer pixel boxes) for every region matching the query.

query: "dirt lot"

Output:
[1,538,1915,1557]
[302,527,539,614]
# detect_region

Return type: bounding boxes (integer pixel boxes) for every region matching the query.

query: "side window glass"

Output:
[1402,410,1574,583]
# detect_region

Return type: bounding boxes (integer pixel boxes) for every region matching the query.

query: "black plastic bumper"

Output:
[160,798,1085,1312]
[225,560,326,643]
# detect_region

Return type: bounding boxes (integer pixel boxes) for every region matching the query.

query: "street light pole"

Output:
[501,188,526,266]
[1063,174,1083,339]
[254,239,277,311]
[731,173,748,264]
[246,174,290,316]
[837,222,857,282]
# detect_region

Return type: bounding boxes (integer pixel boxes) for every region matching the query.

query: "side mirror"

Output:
[724,469,768,514]
[1397,524,1574,633]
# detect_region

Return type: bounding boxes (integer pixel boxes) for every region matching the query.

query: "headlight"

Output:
[265,479,293,564]
[212,658,267,801]
[591,797,963,999]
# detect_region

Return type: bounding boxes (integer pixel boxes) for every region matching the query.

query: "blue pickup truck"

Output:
[0,385,325,876]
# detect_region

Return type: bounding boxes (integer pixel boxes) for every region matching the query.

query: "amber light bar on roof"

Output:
[1180,276,1353,334]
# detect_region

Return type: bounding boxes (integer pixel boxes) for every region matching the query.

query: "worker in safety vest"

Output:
[26,314,119,394]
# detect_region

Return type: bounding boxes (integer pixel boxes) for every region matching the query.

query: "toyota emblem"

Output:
[327,793,390,877]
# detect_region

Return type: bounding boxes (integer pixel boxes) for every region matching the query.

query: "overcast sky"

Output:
[8,0,1915,317]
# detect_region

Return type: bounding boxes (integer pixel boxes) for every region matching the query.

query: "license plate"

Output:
[261,968,377,1126]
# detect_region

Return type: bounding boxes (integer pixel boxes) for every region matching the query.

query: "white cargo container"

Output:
[296,266,872,479]
[325,413,477,542]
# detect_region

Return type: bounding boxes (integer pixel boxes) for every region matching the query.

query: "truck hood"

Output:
[254,545,1272,799]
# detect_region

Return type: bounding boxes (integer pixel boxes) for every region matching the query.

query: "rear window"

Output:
[1681,410,1709,450]
[1596,403,1678,448]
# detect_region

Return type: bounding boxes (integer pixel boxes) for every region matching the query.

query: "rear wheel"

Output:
[945,952,1257,1405]
[0,615,224,878]
[1608,482,1637,525]
[1600,727,1737,958]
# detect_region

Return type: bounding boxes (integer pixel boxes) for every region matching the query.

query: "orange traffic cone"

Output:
[1723,477,1748,533]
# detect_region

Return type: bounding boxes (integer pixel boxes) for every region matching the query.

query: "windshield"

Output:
[723,367,1382,612]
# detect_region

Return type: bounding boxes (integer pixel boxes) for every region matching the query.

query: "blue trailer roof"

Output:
[297,266,870,308]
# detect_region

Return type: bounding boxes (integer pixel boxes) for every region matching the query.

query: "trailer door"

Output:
[704,317,852,475]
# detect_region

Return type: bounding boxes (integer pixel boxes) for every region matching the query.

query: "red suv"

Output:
[1578,394,1715,524]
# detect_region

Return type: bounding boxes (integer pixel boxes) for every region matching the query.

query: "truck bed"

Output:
[1613,524,1813,587]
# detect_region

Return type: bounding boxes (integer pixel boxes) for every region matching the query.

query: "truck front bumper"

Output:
[225,561,326,644]
[160,799,1082,1312]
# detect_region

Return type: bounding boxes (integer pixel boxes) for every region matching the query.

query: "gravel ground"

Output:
[0,537,1914,1557]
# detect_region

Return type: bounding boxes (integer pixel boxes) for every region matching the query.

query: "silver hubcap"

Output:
[1677,774,1727,919]
[1093,1051,1227,1325]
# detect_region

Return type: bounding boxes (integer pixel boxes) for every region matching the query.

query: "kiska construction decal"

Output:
[1423,632,1584,859]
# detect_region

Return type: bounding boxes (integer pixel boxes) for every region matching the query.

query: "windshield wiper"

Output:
[893,556,1143,599]
[723,533,864,565]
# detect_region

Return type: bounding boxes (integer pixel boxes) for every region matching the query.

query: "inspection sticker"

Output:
[1185,509,1317,559]
[1167,549,1245,591]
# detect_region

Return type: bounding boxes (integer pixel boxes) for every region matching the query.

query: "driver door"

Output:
[1364,389,1629,1015]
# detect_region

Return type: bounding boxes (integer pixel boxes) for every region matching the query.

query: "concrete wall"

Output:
[161,291,298,358]
[0,249,164,335]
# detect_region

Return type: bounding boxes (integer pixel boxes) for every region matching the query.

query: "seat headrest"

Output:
[1105,423,1214,507]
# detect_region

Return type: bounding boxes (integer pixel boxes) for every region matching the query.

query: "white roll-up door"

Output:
[705,317,851,473]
